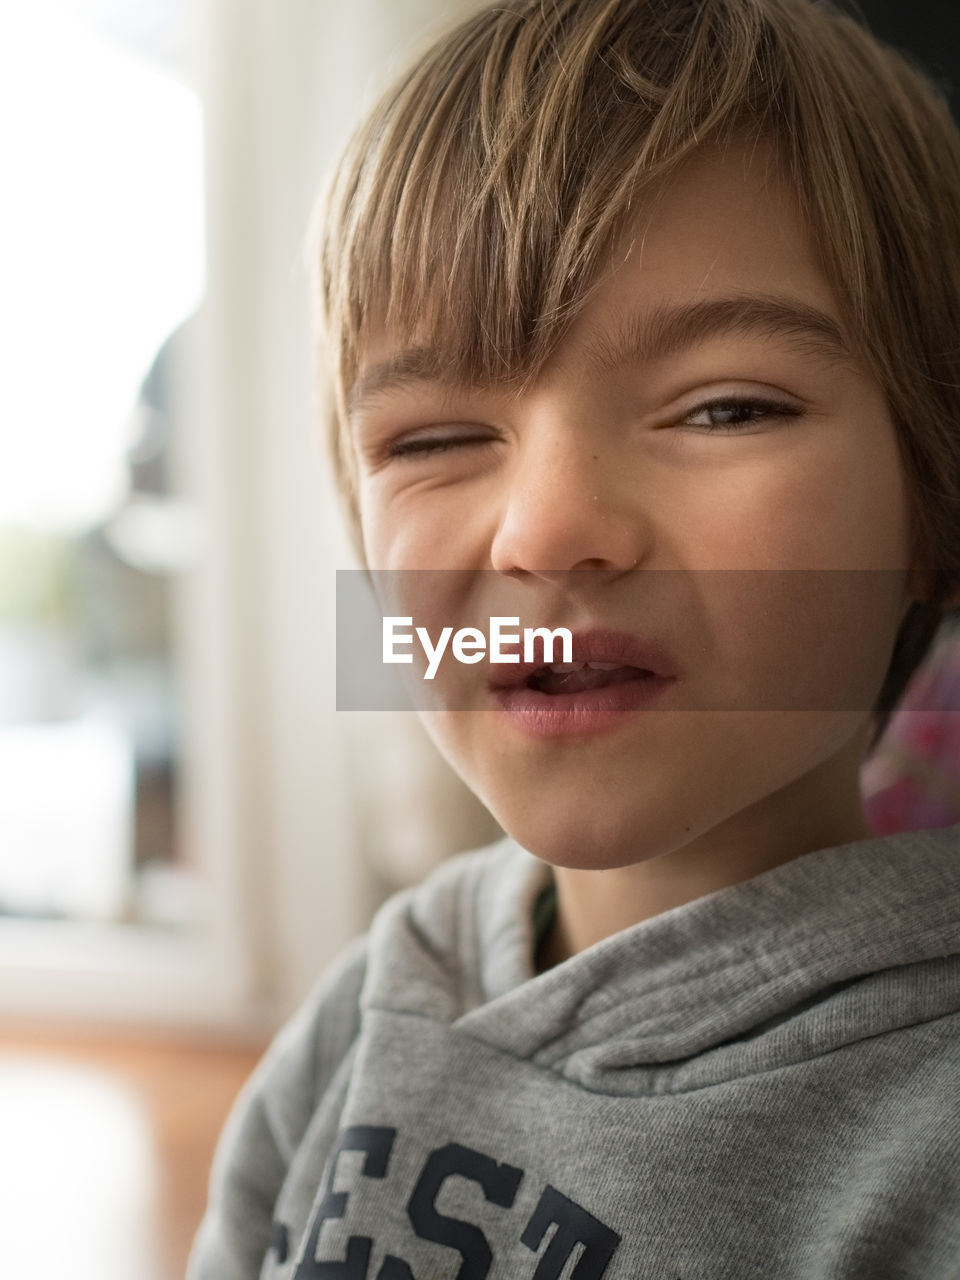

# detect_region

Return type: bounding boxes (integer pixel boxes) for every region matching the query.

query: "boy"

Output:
[189,1,960,1276]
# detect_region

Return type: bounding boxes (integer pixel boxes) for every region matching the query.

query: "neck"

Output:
[539,732,874,968]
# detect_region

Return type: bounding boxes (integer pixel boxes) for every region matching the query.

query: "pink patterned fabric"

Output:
[861,625,960,835]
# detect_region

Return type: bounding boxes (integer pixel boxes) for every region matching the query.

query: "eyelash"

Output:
[386,431,495,460]
[685,395,803,432]
[384,395,802,459]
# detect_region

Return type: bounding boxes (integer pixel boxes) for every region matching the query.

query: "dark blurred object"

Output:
[853,1,960,114]
[72,321,195,883]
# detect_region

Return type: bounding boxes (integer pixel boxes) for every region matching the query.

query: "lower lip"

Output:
[489,674,675,738]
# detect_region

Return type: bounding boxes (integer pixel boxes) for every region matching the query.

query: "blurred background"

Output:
[0,1,956,1277]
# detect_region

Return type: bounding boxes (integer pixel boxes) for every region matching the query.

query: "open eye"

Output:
[683,396,804,432]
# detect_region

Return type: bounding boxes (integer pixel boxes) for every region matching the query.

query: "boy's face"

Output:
[348,141,917,871]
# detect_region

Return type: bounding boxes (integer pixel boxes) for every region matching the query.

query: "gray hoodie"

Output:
[188,825,960,1279]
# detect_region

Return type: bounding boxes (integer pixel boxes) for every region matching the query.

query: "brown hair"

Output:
[311,0,960,748]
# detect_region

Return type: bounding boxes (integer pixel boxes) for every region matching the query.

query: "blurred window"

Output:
[0,0,204,927]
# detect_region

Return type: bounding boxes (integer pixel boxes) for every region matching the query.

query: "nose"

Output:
[489,427,648,578]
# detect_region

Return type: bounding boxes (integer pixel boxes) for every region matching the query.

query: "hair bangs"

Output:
[316,0,784,407]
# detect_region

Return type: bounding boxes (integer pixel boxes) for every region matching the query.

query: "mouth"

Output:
[525,661,653,695]
[486,631,676,738]
[486,628,678,695]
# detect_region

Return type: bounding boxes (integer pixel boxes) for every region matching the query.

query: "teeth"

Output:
[546,660,623,673]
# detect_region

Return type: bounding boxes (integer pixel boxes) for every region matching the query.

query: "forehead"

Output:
[348,141,858,411]
[600,142,835,312]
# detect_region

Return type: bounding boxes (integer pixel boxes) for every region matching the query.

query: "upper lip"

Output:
[486,627,679,689]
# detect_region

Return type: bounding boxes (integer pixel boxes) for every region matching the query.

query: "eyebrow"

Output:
[347,348,449,416]
[347,293,856,414]
[586,294,856,376]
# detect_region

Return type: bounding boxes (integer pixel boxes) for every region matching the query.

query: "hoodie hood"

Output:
[361,824,960,1093]
[190,823,960,1280]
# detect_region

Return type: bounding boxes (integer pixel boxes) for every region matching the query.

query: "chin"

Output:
[493,799,673,872]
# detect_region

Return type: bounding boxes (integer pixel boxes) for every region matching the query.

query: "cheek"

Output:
[359,480,490,572]
[677,432,911,574]
[651,433,912,714]
[799,427,912,570]
[359,485,431,574]
[698,570,906,717]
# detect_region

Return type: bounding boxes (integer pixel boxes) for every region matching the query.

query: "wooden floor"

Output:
[0,1027,266,1280]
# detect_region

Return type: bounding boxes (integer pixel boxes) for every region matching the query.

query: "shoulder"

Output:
[244,835,539,1125]
[187,937,373,1278]
[187,840,539,1278]
[226,933,371,1167]
[260,835,530,1103]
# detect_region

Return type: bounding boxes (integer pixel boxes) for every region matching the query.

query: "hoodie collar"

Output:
[364,825,960,1091]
